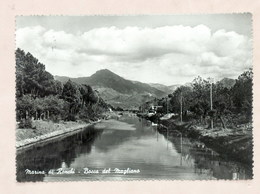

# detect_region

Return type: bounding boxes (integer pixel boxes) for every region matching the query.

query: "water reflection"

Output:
[157,127,252,180]
[16,127,103,182]
[16,115,252,182]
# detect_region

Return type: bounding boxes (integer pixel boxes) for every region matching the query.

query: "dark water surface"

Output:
[16,114,252,182]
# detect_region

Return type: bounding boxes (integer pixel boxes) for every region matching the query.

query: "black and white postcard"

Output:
[1,0,260,191]
[15,14,253,182]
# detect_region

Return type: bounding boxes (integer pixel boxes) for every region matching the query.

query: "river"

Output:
[16,114,252,182]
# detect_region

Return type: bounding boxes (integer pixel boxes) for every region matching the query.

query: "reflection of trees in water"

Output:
[122,116,151,130]
[191,148,251,179]
[16,126,103,182]
[157,128,252,180]
[93,130,133,152]
[93,117,154,152]
[17,116,154,182]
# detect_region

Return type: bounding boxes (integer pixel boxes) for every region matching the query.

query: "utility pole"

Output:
[209,78,214,129]
[180,92,183,123]
[210,82,213,110]
[166,97,168,114]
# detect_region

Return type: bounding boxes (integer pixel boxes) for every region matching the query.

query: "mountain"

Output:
[86,69,165,96]
[54,75,89,84]
[149,83,173,94]
[218,78,236,88]
[168,84,182,91]
[55,69,167,109]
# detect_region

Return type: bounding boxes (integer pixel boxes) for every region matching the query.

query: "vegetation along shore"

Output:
[15,48,113,149]
[138,68,253,166]
[15,47,253,167]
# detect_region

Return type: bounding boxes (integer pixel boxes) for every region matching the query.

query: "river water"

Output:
[16,114,252,182]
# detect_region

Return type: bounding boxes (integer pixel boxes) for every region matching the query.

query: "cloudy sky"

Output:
[16,14,252,85]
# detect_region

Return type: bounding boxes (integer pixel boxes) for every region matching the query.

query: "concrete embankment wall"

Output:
[16,120,100,151]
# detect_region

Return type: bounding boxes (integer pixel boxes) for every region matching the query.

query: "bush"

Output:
[18,119,32,129]
[208,109,217,117]
[65,114,77,121]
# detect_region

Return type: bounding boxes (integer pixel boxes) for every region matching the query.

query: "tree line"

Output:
[141,69,253,129]
[16,48,110,128]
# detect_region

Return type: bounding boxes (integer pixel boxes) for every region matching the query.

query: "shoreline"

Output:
[16,120,101,151]
[162,122,252,165]
[140,114,253,165]
[15,111,123,152]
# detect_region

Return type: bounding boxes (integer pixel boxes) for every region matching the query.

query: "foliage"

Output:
[18,119,32,129]
[231,69,253,119]
[79,84,98,106]
[140,69,253,128]
[16,48,109,124]
[61,79,81,115]
[16,48,60,98]
[16,95,35,120]
[170,86,193,115]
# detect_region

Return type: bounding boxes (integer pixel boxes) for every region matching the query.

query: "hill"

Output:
[149,83,174,94]
[218,78,236,88]
[55,69,167,109]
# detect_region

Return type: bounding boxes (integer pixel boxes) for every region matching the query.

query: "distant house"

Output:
[139,102,163,113]
[149,105,163,113]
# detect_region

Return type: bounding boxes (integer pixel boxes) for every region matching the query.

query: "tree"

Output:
[61,79,81,118]
[231,69,253,121]
[79,84,98,106]
[15,48,27,97]
[34,96,68,121]
[15,48,111,123]
[16,95,35,120]
[16,48,62,98]
[170,86,192,116]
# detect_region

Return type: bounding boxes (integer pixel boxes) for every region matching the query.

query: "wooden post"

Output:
[167,127,168,150]
[210,82,213,110]
[180,132,183,166]
[166,97,168,114]
[156,127,158,142]
[210,79,214,129]
[180,92,183,123]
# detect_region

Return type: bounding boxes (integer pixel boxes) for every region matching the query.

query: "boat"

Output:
[171,121,192,129]
[151,122,158,126]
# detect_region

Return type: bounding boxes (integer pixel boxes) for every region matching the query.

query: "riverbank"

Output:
[189,124,253,165]
[15,111,125,150]
[16,119,101,151]
[16,113,253,181]
[140,113,253,165]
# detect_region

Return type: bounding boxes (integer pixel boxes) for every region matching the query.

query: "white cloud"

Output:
[16,24,252,85]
